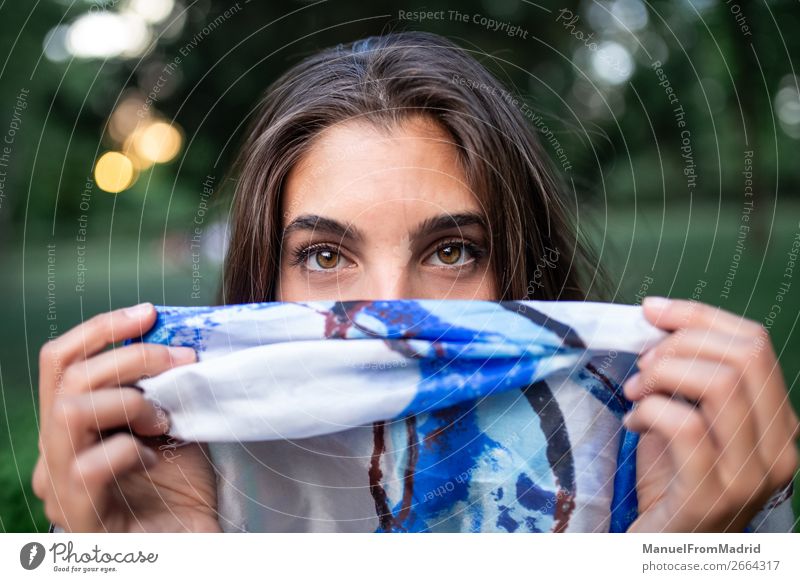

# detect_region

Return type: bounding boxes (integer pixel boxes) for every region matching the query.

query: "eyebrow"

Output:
[408,211,488,240]
[282,211,488,243]
[283,214,364,243]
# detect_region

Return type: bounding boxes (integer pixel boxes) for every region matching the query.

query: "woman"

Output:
[33,31,798,532]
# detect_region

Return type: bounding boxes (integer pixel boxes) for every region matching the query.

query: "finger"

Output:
[63,434,158,532]
[638,329,769,374]
[38,303,157,417]
[59,344,196,396]
[623,395,725,529]
[32,457,48,499]
[624,358,763,483]
[84,387,171,437]
[637,328,797,486]
[642,297,760,338]
[41,387,163,491]
[59,388,169,447]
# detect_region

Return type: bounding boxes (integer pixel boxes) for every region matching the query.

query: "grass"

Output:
[1,202,798,532]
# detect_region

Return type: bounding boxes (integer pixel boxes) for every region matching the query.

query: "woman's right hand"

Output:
[32,303,221,532]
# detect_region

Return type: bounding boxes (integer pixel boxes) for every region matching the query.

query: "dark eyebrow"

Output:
[283,214,365,243]
[409,212,488,240]
[282,211,488,243]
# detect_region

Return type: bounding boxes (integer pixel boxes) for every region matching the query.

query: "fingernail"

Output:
[623,373,640,396]
[124,302,153,319]
[141,447,158,466]
[169,346,196,365]
[621,412,632,426]
[643,296,670,311]
[638,349,655,367]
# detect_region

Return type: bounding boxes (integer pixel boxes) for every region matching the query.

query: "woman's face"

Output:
[276,115,497,302]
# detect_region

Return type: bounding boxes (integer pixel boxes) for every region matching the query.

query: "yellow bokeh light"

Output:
[94,152,136,193]
[133,121,182,164]
[123,128,155,171]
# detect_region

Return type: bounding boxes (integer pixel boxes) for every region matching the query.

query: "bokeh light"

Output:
[775,76,800,139]
[591,41,634,85]
[66,11,151,59]
[42,25,70,63]
[131,121,183,164]
[610,0,648,31]
[127,0,176,24]
[108,93,149,144]
[94,151,137,193]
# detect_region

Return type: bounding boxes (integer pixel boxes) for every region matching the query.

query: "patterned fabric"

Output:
[131,300,794,533]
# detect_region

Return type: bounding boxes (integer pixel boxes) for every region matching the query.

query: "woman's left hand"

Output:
[622,296,800,532]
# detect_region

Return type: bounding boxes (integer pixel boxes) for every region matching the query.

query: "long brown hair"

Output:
[220,31,603,304]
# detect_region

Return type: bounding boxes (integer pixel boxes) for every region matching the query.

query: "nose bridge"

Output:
[350,229,417,300]
[361,257,413,300]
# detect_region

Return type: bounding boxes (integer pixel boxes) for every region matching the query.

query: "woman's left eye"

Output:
[425,240,482,268]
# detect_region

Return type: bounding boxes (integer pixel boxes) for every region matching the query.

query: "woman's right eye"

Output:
[308,248,340,270]
[295,245,354,272]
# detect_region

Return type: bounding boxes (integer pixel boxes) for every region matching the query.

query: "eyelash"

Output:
[289,238,487,272]
[288,242,349,270]
[429,238,486,268]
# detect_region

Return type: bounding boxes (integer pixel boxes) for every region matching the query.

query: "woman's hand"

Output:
[32,303,220,532]
[622,296,800,532]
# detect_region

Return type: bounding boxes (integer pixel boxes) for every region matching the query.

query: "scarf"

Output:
[132,299,666,532]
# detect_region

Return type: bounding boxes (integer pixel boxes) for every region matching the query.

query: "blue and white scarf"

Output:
[133,300,672,532]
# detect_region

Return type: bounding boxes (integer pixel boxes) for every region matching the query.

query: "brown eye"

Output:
[425,239,484,269]
[293,244,354,273]
[437,244,462,265]
[314,249,340,269]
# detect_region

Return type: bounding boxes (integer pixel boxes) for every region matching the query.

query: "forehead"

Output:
[281,115,483,226]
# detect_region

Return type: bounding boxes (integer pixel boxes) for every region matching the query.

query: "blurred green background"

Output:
[1,0,799,532]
